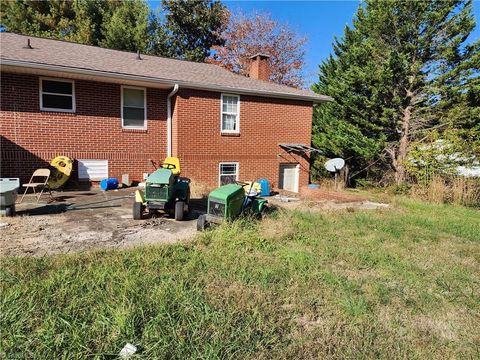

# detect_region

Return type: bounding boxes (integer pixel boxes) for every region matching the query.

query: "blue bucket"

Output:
[257,178,271,196]
[100,178,119,191]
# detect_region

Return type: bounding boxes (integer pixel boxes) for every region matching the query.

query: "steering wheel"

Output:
[235,181,249,187]
[163,163,177,170]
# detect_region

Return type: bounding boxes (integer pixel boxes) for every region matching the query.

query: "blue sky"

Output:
[225,1,360,86]
[150,1,480,87]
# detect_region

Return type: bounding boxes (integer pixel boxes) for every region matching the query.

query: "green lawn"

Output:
[1,197,479,359]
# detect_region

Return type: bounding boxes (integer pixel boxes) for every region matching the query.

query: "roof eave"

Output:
[1,59,332,103]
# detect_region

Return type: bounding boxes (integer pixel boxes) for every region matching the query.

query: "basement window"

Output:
[40,78,75,112]
[219,162,239,185]
[221,94,240,133]
[122,86,147,129]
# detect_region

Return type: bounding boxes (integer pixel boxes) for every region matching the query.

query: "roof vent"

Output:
[136,50,142,60]
[24,38,33,49]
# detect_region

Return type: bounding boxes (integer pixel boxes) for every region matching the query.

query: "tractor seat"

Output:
[162,157,181,176]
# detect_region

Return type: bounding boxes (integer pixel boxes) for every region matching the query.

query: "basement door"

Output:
[279,164,299,193]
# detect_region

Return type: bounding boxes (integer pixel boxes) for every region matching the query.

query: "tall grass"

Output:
[409,176,480,207]
[1,198,479,358]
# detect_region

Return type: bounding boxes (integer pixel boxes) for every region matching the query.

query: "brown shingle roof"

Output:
[0,32,330,103]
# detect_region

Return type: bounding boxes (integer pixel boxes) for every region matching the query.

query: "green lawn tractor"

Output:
[197,181,268,231]
[133,157,190,221]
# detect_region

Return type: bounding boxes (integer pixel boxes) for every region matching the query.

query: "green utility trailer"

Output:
[133,158,190,221]
[197,182,267,231]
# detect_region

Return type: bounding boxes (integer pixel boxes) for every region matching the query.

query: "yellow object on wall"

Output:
[47,156,73,189]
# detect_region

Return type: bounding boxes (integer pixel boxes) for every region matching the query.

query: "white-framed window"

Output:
[39,77,75,112]
[219,162,239,185]
[121,86,147,129]
[220,94,240,133]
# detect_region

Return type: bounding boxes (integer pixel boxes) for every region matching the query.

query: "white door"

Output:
[279,164,299,192]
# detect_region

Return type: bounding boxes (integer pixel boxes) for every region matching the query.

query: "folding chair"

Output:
[18,168,53,203]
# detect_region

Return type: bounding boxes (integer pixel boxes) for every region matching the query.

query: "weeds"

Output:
[409,175,480,207]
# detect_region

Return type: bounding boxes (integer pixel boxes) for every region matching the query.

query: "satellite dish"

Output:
[324,158,345,173]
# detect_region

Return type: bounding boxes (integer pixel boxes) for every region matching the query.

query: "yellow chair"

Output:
[162,157,181,176]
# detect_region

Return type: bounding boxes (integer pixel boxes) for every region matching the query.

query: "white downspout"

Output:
[167,84,179,157]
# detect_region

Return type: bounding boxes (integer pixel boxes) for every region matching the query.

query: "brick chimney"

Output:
[249,53,270,81]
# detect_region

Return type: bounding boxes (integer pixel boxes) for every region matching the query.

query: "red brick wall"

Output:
[249,56,270,81]
[1,72,168,183]
[173,88,312,190]
[1,72,313,191]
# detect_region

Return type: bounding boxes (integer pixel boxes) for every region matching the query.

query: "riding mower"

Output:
[197,181,268,231]
[133,157,190,221]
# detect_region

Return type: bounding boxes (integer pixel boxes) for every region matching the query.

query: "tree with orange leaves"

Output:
[209,11,307,88]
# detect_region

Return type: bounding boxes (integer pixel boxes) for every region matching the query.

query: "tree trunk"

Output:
[395,97,412,184]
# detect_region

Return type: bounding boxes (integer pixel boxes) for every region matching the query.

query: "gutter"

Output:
[167,84,179,158]
[1,59,332,103]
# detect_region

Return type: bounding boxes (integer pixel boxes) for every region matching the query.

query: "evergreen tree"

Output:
[157,0,228,61]
[99,0,150,52]
[313,0,479,184]
[0,0,77,39]
[0,0,227,61]
[0,0,150,51]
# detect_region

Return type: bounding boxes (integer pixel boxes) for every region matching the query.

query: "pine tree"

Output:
[313,0,479,184]
[0,0,227,61]
[157,0,228,62]
[0,0,150,51]
[99,0,150,53]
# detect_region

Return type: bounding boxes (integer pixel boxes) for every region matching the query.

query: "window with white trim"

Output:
[40,78,75,112]
[221,94,240,133]
[219,162,239,185]
[122,86,146,129]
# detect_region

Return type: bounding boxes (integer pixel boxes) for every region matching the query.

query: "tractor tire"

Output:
[5,205,15,217]
[197,214,209,231]
[133,202,144,220]
[256,205,269,220]
[175,201,184,221]
[185,190,191,215]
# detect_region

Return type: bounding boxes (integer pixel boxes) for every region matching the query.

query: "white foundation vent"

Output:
[78,160,109,180]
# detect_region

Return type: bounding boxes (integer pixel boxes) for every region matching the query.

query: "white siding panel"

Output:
[78,160,108,180]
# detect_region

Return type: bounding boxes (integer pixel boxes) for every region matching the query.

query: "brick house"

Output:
[0,33,329,192]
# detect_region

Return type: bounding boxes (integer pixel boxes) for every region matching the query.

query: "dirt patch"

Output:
[300,186,365,203]
[1,187,389,257]
[269,197,390,212]
[270,187,389,212]
[0,188,200,257]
